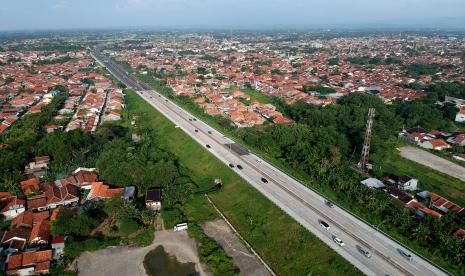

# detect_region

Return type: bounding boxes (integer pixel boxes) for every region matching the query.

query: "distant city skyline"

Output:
[1,0,465,31]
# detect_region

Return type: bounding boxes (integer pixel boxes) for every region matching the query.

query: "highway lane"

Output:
[91,50,448,276]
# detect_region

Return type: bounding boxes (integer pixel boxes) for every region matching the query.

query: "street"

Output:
[91,49,447,276]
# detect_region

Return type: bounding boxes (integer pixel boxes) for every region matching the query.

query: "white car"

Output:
[333,236,344,247]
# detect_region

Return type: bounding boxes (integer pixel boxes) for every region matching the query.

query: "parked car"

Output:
[398,249,412,261]
[261,177,268,183]
[319,220,330,230]
[356,245,372,258]
[237,165,243,170]
[333,236,344,247]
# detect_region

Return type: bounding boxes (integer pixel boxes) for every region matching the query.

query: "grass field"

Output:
[240,87,273,104]
[124,89,360,275]
[381,151,465,206]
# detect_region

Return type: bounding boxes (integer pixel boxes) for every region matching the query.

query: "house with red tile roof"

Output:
[29,220,50,246]
[86,182,124,201]
[6,249,52,275]
[419,138,451,151]
[20,178,41,196]
[0,197,26,220]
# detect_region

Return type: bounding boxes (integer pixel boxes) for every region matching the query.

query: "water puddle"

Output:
[143,245,197,276]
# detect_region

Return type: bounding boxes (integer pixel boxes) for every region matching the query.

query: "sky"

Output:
[0,0,464,31]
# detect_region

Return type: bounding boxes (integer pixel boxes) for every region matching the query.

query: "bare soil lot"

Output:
[76,230,209,276]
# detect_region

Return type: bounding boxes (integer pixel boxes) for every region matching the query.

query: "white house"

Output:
[455,109,465,123]
[0,197,26,220]
[398,176,418,191]
[146,188,161,211]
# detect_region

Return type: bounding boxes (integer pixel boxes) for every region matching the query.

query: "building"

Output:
[0,197,26,220]
[360,178,385,189]
[24,156,50,178]
[6,250,52,275]
[145,188,161,211]
[419,138,451,151]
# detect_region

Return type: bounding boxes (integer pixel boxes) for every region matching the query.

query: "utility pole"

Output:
[358,108,375,172]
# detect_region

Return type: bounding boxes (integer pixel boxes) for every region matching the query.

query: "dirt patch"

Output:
[202,219,271,276]
[76,229,210,276]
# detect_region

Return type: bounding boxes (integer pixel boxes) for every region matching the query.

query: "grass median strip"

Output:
[124,89,361,275]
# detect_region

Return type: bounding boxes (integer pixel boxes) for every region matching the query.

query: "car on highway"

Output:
[319,220,330,230]
[325,200,334,208]
[397,249,412,261]
[206,144,211,148]
[228,163,235,168]
[193,118,197,121]
[356,245,372,258]
[165,99,168,102]
[189,118,192,121]
[194,129,198,133]
[333,236,344,247]
[208,131,212,134]
[261,177,268,183]
[237,165,243,170]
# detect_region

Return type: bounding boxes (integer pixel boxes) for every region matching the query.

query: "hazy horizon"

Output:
[0,0,465,31]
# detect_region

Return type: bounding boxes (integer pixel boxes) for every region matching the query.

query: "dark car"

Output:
[261,177,268,183]
[319,220,330,230]
[356,245,372,258]
[237,165,243,170]
[165,99,168,102]
[206,144,211,148]
[398,249,412,261]
[325,200,334,208]
[189,118,192,121]
[193,118,197,121]
[194,129,198,133]
[228,163,235,168]
[208,131,212,134]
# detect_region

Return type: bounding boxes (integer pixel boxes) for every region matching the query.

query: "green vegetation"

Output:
[346,56,401,65]
[402,63,450,78]
[302,85,337,95]
[33,55,72,65]
[241,87,273,104]
[327,57,339,65]
[124,89,360,275]
[0,92,67,194]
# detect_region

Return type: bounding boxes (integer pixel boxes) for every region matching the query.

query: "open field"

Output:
[124,90,361,276]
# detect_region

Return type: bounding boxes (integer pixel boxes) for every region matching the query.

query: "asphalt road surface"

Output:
[91,49,448,276]
[399,146,465,182]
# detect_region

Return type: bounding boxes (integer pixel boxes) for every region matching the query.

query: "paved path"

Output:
[203,220,271,276]
[77,230,210,276]
[399,146,465,182]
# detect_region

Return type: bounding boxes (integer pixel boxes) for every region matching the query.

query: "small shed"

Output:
[146,188,161,211]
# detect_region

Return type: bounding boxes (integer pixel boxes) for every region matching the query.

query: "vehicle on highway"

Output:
[206,144,211,148]
[333,236,344,247]
[325,200,334,208]
[193,118,197,121]
[228,163,235,168]
[319,220,330,230]
[208,131,212,134]
[189,118,192,121]
[175,125,180,128]
[194,129,198,133]
[397,249,412,261]
[356,245,372,258]
[165,99,168,102]
[237,165,243,170]
[261,177,268,183]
